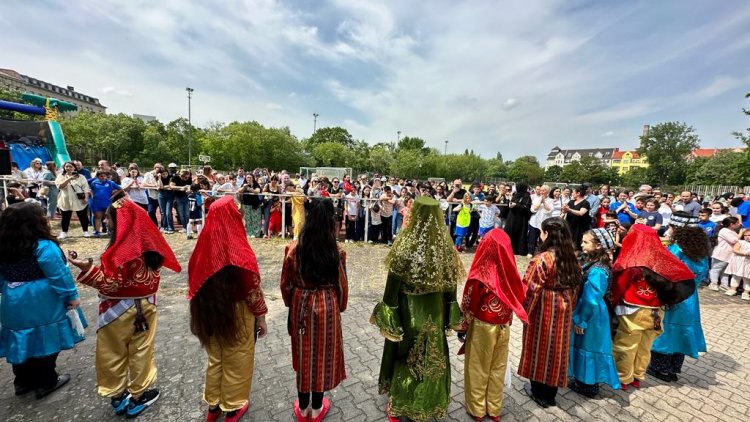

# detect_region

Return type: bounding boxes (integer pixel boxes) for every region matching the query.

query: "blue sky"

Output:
[2,0,749,162]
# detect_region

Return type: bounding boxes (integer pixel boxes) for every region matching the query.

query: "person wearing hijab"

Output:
[281,199,348,422]
[459,228,528,421]
[504,183,532,255]
[648,212,709,382]
[68,198,181,418]
[188,196,268,422]
[371,196,465,422]
[610,224,695,391]
[568,228,621,398]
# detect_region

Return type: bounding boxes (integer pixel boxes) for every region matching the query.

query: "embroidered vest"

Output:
[623,278,662,308]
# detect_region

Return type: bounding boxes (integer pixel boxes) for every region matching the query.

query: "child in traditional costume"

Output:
[188,195,268,422]
[0,202,86,399]
[68,198,181,417]
[281,199,348,422]
[290,184,307,240]
[459,228,528,421]
[371,196,464,422]
[518,217,582,408]
[610,224,695,391]
[648,212,709,382]
[568,228,621,397]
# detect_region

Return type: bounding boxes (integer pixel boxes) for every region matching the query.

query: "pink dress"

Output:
[726,240,750,279]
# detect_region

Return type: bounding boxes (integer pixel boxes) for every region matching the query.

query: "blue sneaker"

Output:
[92,231,101,238]
[126,388,159,418]
[111,392,131,415]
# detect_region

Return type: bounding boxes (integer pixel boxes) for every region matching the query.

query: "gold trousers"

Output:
[96,302,158,398]
[464,319,510,418]
[203,305,256,412]
[612,307,664,385]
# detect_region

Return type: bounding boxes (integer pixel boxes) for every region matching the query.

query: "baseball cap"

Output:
[168,163,178,168]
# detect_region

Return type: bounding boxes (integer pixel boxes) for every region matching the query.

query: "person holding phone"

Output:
[55,161,92,239]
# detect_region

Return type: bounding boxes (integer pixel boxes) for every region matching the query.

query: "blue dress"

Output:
[651,245,707,359]
[0,239,86,364]
[569,263,621,388]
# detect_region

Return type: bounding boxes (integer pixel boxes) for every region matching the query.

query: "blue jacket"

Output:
[0,240,86,364]
[651,244,708,358]
[569,263,620,388]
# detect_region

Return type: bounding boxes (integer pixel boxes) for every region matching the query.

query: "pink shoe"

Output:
[630,379,641,389]
[311,398,330,422]
[294,399,309,422]
[205,407,222,422]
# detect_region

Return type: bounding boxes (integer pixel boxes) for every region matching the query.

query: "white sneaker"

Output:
[82,231,91,238]
[725,289,738,296]
[708,284,720,291]
[57,232,68,240]
[741,292,750,301]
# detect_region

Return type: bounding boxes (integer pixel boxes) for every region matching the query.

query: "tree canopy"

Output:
[637,121,700,186]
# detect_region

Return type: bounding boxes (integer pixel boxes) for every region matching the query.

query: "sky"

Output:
[2,0,749,163]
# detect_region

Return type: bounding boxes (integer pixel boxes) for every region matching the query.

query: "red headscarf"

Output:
[100,199,181,277]
[188,195,261,300]
[466,228,528,323]
[611,224,694,304]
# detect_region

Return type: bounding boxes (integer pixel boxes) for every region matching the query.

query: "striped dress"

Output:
[518,251,578,387]
[281,242,348,392]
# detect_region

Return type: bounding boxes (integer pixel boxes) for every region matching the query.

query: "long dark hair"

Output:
[539,217,582,288]
[298,198,340,285]
[0,202,58,262]
[190,266,249,347]
[106,204,164,270]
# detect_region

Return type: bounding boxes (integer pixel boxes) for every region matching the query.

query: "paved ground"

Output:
[2,230,750,422]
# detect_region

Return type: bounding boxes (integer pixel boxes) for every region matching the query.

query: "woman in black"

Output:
[563,187,591,251]
[504,183,532,255]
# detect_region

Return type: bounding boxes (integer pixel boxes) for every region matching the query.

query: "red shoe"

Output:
[630,379,641,389]
[620,384,629,392]
[489,416,500,422]
[225,401,249,422]
[470,415,484,421]
[294,399,309,422]
[311,398,330,422]
[386,403,399,422]
[205,407,222,422]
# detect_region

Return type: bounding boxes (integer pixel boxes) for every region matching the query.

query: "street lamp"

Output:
[444,140,448,155]
[186,87,194,167]
[313,113,319,134]
[397,130,401,143]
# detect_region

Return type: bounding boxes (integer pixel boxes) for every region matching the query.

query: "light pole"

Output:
[186,87,194,167]
[313,113,319,134]
[397,130,401,143]
[444,140,448,155]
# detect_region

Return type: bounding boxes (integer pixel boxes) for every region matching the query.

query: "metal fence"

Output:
[680,185,750,198]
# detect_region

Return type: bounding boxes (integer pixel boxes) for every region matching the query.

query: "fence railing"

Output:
[680,185,750,198]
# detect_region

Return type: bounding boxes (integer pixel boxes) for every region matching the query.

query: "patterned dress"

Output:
[280,242,348,392]
[242,204,262,237]
[518,251,578,387]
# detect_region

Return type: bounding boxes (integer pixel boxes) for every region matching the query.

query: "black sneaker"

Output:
[111,391,131,415]
[125,388,160,418]
[35,374,71,399]
[14,382,33,396]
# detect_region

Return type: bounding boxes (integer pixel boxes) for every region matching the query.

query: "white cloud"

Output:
[503,98,520,110]
[101,86,134,97]
[2,0,749,163]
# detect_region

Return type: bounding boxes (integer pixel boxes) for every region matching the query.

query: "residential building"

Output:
[689,148,746,160]
[544,146,617,170]
[611,150,649,174]
[0,68,106,113]
[133,114,156,122]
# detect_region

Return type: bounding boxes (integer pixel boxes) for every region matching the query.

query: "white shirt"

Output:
[142,171,159,199]
[658,203,673,226]
[122,176,148,204]
[529,197,553,229]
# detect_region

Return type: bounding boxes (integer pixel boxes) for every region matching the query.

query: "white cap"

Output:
[168,162,178,168]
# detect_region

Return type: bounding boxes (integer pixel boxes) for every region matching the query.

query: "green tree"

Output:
[732,92,750,185]
[545,165,563,182]
[0,85,36,120]
[312,141,353,167]
[368,145,394,175]
[687,151,747,186]
[307,126,354,148]
[637,121,700,186]
[559,161,586,183]
[486,158,508,179]
[507,156,545,184]
[619,167,650,189]
[397,136,429,154]
[391,149,426,179]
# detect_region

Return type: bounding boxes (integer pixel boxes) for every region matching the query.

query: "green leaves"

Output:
[637,121,700,186]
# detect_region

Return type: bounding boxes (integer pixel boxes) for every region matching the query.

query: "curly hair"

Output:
[0,202,58,262]
[539,217,583,288]
[671,226,711,262]
[190,266,250,347]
